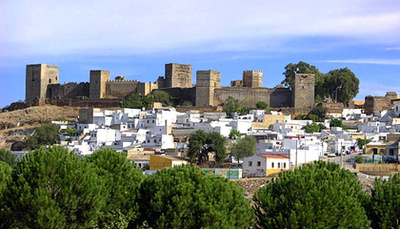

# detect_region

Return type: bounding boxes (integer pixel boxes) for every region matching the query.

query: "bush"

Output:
[369,173,400,228]
[256,101,269,110]
[137,165,254,228]
[25,123,60,150]
[330,118,344,128]
[355,155,364,163]
[253,161,370,228]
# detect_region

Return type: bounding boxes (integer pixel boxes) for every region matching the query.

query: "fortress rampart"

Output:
[25,62,316,109]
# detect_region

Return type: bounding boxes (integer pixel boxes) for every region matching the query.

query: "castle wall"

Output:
[46,98,121,108]
[269,88,292,107]
[213,87,292,108]
[47,82,89,99]
[165,63,193,88]
[90,70,110,99]
[137,82,158,96]
[243,70,262,88]
[290,74,315,109]
[26,64,59,101]
[214,87,271,107]
[364,95,394,115]
[157,87,196,106]
[106,80,138,98]
[196,70,221,107]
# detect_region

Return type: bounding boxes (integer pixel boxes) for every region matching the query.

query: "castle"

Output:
[25,63,315,109]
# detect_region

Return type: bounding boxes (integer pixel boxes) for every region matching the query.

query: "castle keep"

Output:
[25,63,315,109]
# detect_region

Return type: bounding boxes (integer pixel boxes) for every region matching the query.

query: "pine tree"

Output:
[84,148,144,228]
[137,165,254,228]
[369,173,400,228]
[0,161,12,228]
[2,147,107,228]
[253,161,370,228]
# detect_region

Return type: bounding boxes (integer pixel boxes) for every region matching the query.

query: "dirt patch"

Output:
[0,105,80,149]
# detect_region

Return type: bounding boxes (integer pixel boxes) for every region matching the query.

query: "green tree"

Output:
[229,129,241,139]
[0,148,16,167]
[324,68,359,105]
[253,161,370,228]
[330,118,344,128]
[0,161,11,192]
[369,173,400,228]
[26,123,60,150]
[149,90,172,106]
[230,135,257,163]
[309,105,328,122]
[121,92,152,109]
[223,96,240,116]
[304,122,321,133]
[256,101,268,109]
[0,161,12,228]
[282,61,325,99]
[63,128,77,136]
[84,148,144,228]
[294,114,306,120]
[2,147,106,228]
[308,114,318,122]
[357,138,370,149]
[137,165,254,229]
[187,130,227,165]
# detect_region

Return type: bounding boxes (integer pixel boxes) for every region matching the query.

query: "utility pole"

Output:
[340,141,344,169]
[295,137,298,167]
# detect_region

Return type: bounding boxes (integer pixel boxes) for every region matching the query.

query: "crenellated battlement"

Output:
[243,70,262,73]
[107,79,139,83]
[25,62,315,109]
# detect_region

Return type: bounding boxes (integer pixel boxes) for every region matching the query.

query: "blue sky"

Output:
[1,0,400,108]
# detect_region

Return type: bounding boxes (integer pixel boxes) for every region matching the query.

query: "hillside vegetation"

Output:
[0,105,80,149]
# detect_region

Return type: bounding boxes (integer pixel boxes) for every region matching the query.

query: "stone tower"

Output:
[290,73,315,108]
[243,70,262,88]
[90,70,110,98]
[165,63,192,88]
[26,64,59,101]
[195,70,221,107]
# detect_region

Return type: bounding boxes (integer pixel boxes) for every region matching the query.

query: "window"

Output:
[49,79,52,83]
[152,120,155,123]
[380,149,384,154]
[257,161,261,167]
[284,163,286,168]
[278,163,281,168]
[248,161,253,167]
[147,120,149,123]
[390,149,395,156]
[372,148,378,155]
[271,162,274,168]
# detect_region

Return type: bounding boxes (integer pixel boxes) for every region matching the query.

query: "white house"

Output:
[243,154,289,177]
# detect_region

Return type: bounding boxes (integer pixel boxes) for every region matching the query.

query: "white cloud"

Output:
[2,0,400,57]
[322,58,400,65]
[386,47,400,51]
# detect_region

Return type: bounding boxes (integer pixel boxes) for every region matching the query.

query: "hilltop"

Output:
[0,105,80,149]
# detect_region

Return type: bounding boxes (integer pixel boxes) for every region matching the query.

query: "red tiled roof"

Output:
[259,154,289,159]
